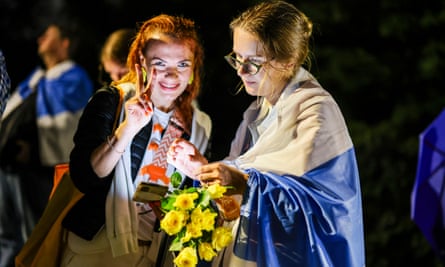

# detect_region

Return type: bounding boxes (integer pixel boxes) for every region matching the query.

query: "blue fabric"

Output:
[233,148,365,267]
[17,67,41,99]
[411,107,445,259]
[17,66,93,118]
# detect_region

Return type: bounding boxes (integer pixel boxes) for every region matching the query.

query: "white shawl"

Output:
[230,68,353,177]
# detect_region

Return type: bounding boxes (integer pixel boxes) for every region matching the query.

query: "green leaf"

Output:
[161,195,176,211]
[170,171,182,188]
[183,187,198,194]
[198,190,211,207]
[169,236,183,251]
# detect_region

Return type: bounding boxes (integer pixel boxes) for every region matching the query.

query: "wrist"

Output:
[106,134,125,154]
[114,122,140,143]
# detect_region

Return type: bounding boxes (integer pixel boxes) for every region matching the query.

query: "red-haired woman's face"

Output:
[141,38,194,111]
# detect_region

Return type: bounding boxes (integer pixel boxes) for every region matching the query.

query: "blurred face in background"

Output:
[102,59,128,82]
[37,25,68,61]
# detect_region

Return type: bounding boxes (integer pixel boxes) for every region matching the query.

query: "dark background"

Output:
[1,0,445,266]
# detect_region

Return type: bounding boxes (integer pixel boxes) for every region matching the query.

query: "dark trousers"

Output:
[0,167,53,267]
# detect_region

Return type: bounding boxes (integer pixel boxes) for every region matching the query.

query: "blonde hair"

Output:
[100,28,135,67]
[230,0,313,79]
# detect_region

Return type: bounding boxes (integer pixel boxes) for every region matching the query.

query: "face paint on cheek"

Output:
[188,72,194,85]
[151,67,157,80]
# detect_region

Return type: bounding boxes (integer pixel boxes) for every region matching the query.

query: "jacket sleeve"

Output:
[69,86,120,193]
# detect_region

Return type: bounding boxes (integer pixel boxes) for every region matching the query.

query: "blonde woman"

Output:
[168,1,365,266]
[99,28,135,84]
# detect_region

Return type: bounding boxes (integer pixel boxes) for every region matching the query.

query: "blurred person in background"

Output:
[0,18,94,267]
[98,28,135,85]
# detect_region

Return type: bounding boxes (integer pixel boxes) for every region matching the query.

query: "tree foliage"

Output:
[297,0,445,266]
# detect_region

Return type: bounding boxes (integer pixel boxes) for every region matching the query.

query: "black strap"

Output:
[130,121,153,180]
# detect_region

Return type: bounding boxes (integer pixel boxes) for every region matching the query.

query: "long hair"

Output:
[117,14,204,130]
[230,0,313,79]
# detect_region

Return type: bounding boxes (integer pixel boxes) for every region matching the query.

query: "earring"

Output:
[188,73,194,85]
[142,67,147,84]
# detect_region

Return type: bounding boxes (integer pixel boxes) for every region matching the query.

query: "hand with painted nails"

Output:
[135,63,154,114]
[167,138,208,179]
[121,64,154,135]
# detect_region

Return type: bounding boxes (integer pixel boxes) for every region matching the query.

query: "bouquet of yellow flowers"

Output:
[159,173,234,267]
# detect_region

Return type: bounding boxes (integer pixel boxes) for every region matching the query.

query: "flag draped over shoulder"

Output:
[217,68,365,267]
[8,61,93,166]
[232,148,364,267]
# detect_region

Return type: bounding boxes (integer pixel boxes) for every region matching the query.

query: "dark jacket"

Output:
[62,86,195,240]
[62,86,121,240]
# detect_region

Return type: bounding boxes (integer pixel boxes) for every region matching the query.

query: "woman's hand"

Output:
[91,64,155,178]
[196,162,248,195]
[118,64,154,136]
[167,138,208,179]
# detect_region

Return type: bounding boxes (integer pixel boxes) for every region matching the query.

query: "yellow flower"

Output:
[190,206,204,226]
[206,183,227,199]
[181,221,203,243]
[159,172,233,265]
[190,206,217,232]
[160,210,187,235]
[174,247,198,267]
[174,192,199,210]
[212,226,233,251]
[200,208,218,231]
[198,242,217,261]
